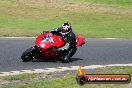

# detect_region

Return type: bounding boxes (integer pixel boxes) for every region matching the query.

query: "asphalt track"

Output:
[0,38,132,72]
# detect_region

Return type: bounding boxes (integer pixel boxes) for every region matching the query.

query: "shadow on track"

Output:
[70,58,83,62]
[31,58,83,63]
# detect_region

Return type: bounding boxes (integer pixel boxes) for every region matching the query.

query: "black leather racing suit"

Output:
[50,28,77,61]
[50,28,76,51]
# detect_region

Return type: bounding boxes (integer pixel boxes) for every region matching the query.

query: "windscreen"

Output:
[41,34,55,43]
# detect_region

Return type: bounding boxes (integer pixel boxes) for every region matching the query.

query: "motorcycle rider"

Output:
[50,22,77,62]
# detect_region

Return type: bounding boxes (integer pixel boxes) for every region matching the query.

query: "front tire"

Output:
[21,46,40,62]
[21,47,34,62]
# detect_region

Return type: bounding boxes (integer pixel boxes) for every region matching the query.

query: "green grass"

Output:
[0,66,132,88]
[0,73,39,81]
[0,0,132,38]
[74,0,132,8]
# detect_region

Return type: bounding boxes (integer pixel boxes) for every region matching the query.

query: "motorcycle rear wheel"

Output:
[60,47,77,63]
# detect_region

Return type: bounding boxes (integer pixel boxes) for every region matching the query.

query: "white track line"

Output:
[0,63,132,76]
[103,38,117,39]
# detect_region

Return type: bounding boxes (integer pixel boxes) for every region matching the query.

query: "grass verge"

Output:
[0,0,132,38]
[0,66,132,88]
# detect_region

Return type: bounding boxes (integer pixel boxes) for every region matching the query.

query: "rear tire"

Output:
[70,47,77,57]
[60,47,77,63]
[60,55,71,63]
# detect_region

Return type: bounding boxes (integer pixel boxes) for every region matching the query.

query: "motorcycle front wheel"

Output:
[21,46,40,62]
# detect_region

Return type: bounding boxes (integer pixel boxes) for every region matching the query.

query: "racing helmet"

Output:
[60,22,72,35]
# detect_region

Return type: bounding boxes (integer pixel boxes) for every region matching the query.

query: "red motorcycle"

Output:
[21,31,85,63]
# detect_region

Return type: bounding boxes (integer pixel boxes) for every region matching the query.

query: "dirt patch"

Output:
[0,0,131,19]
[0,0,68,18]
[0,79,9,85]
[0,71,74,86]
[15,0,69,8]
[64,3,132,16]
